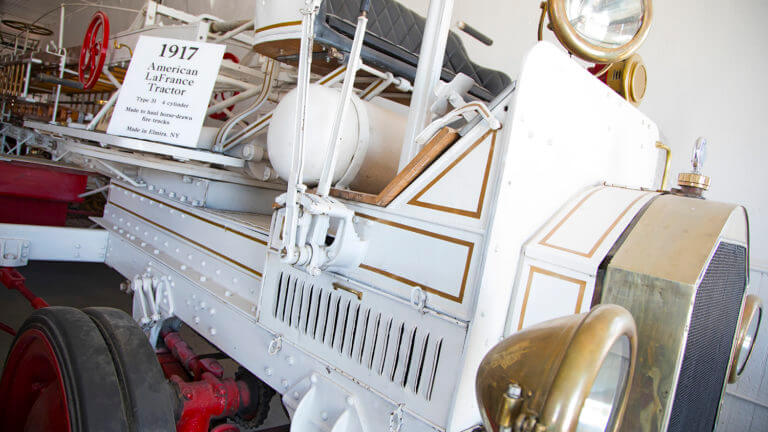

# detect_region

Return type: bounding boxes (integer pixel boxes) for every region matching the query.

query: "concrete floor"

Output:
[0,261,289,430]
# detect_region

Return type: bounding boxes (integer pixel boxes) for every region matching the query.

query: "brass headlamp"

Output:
[476,304,637,432]
[539,0,653,105]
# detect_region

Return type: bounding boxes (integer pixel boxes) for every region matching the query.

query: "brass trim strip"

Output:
[318,66,347,85]
[108,200,263,278]
[539,189,651,258]
[333,282,363,300]
[360,78,388,99]
[407,130,496,218]
[222,114,273,151]
[254,20,302,34]
[356,213,474,303]
[517,266,587,330]
[112,184,268,245]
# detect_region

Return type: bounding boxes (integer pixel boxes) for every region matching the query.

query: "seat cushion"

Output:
[318,0,511,100]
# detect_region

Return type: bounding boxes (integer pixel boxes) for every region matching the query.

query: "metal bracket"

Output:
[268,334,283,356]
[388,404,405,432]
[277,193,368,276]
[410,286,427,313]
[0,238,30,267]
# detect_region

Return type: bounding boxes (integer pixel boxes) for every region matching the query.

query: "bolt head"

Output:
[506,383,522,399]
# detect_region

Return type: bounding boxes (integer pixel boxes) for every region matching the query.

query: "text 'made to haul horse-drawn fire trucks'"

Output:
[0,1,762,432]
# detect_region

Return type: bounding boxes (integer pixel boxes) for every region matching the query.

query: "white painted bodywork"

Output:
[1,6,667,429]
[88,43,663,431]
[0,224,108,265]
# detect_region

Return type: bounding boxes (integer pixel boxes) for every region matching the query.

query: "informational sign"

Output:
[107,35,225,147]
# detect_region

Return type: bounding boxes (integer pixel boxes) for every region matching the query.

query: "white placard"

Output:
[107,36,225,147]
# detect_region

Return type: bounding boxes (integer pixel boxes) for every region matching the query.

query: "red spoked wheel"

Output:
[0,329,70,431]
[78,11,110,90]
[209,53,241,121]
[0,307,129,431]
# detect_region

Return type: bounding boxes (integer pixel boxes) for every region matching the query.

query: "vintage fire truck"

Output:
[0,1,762,431]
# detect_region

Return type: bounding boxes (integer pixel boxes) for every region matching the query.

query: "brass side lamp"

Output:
[476,304,637,432]
[728,294,763,384]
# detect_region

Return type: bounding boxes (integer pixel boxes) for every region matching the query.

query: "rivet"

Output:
[209,327,216,335]
[281,379,288,388]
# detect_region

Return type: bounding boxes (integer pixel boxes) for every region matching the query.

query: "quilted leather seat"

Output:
[315,0,511,101]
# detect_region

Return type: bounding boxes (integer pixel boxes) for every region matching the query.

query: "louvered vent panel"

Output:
[272,272,443,400]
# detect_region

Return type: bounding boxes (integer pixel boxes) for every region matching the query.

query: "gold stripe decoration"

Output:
[539,189,651,258]
[113,184,268,245]
[518,266,587,330]
[408,130,497,218]
[108,200,263,278]
[332,282,363,300]
[254,20,302,34]
[356,213,474,303]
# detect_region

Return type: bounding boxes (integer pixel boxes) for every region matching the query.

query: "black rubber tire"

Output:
[2,306,130,431]
[83,307,177,432]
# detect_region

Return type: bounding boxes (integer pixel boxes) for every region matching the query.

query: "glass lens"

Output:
[565,0,645,48]
[737,310,761,374]
[576,335,631,432]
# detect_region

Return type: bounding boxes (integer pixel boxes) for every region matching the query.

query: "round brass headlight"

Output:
[476,304,637,432]
[547,0,653,64]
[729,294,762,383]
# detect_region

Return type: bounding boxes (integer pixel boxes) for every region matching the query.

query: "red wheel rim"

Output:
[209,53,241,121]
[0,329,71,432]
[78,11,110,90]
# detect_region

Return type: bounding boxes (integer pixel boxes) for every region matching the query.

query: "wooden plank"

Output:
[375,127,458,205]
[330,188,379,205]
[330,126,459,207]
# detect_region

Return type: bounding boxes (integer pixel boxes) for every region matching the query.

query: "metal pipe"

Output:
[78,185,109,198]
[397,0,454,169]
[87,88,120,130]
[215,60,278,151]
[655,142,671,191]
[316,11,369,197]
[211,20,254,43]
[205,85,263,115]
[209,19,252,33]
[215,75,257,90]
[37,73,85,89]
[283,0,322,263]
[22,61,32,97]
[51,5,66,124]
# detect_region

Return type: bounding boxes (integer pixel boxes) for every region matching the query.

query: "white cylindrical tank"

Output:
[267,84,406,194]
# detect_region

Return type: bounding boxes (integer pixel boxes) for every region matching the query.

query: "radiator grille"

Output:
[272,272,443,400]
[667,243,746,432]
